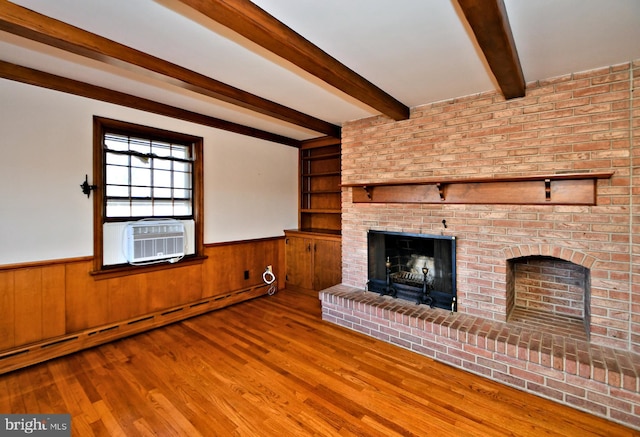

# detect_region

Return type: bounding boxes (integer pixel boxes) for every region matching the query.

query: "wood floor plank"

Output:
[0,288,637,436]
[92,399,128,437]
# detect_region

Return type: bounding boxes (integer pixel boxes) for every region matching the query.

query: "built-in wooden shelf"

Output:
[300,139,341,233]
[343,172,614,205]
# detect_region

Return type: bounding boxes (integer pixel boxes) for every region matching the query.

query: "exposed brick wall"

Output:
[632,60,640,363]
[341,60,638,352]
[334,60,640,430]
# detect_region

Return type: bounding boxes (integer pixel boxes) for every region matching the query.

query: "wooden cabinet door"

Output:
[285,236,312,289]
[313,239,341,291]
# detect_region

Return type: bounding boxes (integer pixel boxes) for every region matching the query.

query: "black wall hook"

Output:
[80,174,97,198]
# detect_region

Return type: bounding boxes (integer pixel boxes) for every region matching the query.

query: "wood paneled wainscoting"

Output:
[0,237,284,374]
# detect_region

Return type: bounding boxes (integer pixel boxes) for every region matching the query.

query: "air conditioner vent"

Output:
[125,220,185,263]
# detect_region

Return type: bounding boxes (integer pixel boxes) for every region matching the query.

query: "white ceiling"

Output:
[2,0,639,142]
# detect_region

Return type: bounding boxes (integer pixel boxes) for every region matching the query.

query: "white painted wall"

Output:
[0,79,299,265]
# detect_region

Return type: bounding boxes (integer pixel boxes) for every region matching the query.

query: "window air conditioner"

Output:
[125,220,185,263]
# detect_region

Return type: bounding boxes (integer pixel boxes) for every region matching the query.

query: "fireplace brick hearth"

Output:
[329,59,640,430]
[321,284,640,429]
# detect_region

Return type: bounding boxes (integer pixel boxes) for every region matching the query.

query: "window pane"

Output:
[154,200,174,216]
[152,142,172,157]
[131,167,151,186]
[172,147,189,160]
[106,165,129,185]
[153,169,172,187]
[173,188,191,199]
[131,200,153,216]
[174,173,191,189]
[130,138,150,154]
[106,185,129,197]
[174,201,191,216]
[106,152,129,165]
[154,159,172,170]
[154,187,172,198]
[131,155,151,168]
[173,161,191,172]
[105,134,128,151]
[106,200,131,217]
[131,186,151,197]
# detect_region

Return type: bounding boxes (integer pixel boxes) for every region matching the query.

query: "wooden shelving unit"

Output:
[300,139,341,232]
[285,137,342,292]
[344,172,613,205]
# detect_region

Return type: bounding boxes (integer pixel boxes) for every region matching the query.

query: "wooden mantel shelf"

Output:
[343,172,614,205]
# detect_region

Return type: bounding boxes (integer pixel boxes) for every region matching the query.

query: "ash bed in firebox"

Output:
[367,230,457,312]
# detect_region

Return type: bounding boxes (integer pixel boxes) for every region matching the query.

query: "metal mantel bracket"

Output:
[362,185,372,200]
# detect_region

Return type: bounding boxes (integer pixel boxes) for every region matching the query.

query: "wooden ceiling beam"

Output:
[456,0,525,99]
[0,1,339,138]
[0,61,302,147]
[176,0,410,121]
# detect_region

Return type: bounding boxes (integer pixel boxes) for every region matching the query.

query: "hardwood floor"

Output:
[0,288,637,436]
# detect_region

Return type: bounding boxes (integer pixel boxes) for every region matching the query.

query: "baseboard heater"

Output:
[0,285,270,375]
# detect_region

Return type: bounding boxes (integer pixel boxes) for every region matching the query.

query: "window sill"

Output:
[90,255,207,280]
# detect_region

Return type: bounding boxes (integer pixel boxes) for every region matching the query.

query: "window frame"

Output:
[92,116,204,274]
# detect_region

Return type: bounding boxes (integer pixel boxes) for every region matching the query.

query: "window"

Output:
[103,132,193,219]
[93,117,204,272]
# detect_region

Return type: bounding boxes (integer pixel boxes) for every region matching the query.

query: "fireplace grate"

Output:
[390,271,433,288]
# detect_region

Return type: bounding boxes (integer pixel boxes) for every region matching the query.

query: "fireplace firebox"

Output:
[367,230,456,311]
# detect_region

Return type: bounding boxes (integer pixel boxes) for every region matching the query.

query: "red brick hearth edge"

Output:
[320,284,640,431]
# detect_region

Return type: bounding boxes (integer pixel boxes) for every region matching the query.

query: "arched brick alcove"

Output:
[504,244,593,340]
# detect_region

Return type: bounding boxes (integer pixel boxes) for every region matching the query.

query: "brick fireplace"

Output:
[321,60,640,429]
